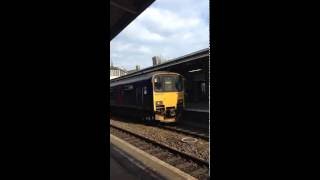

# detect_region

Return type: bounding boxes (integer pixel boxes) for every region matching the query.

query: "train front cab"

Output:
[152,73,184,123]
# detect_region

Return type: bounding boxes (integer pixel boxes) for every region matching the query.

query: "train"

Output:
[110,71,185,123]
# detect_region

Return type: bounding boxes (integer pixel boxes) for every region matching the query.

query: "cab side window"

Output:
[154,76,162,91]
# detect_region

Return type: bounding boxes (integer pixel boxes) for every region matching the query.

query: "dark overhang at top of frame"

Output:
[110,48,209,83]
[110,0,155,41]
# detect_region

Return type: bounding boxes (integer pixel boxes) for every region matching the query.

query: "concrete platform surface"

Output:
[110,143,162,180]
[110,154,140,180]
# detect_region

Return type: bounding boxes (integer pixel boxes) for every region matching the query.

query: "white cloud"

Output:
[121,22,165,42]
[110,0,209,70]
[137,46,151,54]
[139,7,201,33]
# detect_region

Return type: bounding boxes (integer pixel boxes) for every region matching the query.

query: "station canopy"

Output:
[110,0,155,41]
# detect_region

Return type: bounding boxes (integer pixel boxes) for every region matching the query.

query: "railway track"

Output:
[156,124,209,141]
[111,115,209,141]
[110,124,209,180]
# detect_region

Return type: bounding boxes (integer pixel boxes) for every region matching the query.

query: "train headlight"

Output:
[156,101,163,105]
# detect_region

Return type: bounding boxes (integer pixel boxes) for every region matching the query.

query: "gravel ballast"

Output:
[110,119,209,161]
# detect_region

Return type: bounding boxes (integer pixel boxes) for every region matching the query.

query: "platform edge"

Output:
[110,134,197,180]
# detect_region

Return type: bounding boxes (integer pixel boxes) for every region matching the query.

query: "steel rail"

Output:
[110,124,209,167]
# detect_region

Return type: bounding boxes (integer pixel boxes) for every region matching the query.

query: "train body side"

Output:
[110,78,153,111]
[110,71,184,123]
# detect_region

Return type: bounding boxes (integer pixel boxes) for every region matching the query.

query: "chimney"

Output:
[136,65,140,71]
[152,56,161,66]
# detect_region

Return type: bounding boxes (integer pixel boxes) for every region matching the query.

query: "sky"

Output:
[110,0,209,71]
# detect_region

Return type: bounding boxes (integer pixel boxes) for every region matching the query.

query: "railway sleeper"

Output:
[126,139,141,144]
[139,144,153,151]
[121,137,136,142]
[129,141,145,147]
[152,151,168,158]
[159,126,208,140]
[146,148,163,155]
[169,158,186,166]
[133,142,148,147]
[179,163,199,173]
[112,132,124,138]
[189,167,209,177]
[165,156,181,164]
[196,174,209,180]
[156,153,171,160]
[111,132,124,138]
[175,162,194,171]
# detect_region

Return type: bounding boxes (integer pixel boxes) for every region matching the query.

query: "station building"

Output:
[110,65,127,80]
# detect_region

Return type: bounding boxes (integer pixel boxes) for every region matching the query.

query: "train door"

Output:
[136,85,142,107]
[142,85,150,121]
[142,86,147,108]
[116,86,123,106]
[135,84,147,108]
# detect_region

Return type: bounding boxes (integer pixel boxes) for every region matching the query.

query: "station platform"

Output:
[110,143,161,180]
[185,101,209,113]
[110,153,140,180]
[179,101,209,128]
[110,134,198,180]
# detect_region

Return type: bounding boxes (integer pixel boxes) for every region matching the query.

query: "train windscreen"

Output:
[154,75,183,92]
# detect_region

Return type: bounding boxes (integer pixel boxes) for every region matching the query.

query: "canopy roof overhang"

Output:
[110,0,155,41]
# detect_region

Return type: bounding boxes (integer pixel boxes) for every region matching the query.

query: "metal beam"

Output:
[110,1,138,14]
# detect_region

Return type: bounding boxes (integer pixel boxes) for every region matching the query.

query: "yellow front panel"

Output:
[153,91,184,111]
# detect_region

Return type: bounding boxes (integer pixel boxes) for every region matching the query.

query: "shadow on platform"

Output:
[110,144,162,180]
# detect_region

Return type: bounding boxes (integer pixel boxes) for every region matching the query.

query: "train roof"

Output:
[110,71,180,87]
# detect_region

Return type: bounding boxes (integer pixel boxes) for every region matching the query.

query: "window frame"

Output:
[153,74,184,92]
